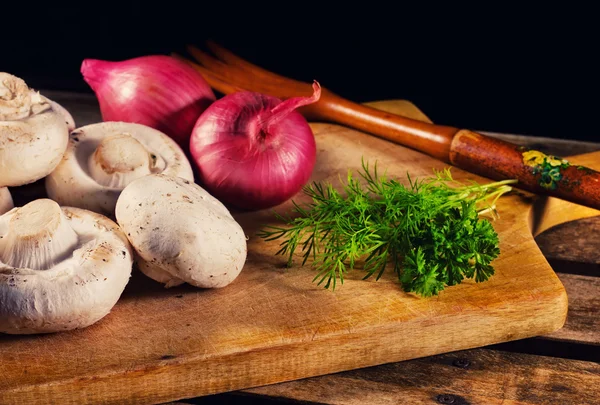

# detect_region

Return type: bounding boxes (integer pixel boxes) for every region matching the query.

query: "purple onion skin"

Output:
[81,55,216,150]
[190,91,318,211]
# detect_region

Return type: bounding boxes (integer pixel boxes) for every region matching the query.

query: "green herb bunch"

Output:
[258,159,517,297]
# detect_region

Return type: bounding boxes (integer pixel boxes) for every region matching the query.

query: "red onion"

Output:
[190,82,321,211]
[81,55,215,149]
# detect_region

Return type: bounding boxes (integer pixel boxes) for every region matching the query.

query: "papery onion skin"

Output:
[190,83,320,211]
[81,55,216,149]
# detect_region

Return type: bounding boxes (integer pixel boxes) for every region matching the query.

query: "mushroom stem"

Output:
[0,199,78,270]
[88,133,153,188]
[137,259,185,288]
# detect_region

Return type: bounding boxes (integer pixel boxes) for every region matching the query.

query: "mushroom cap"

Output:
[0,188,13,215]
[115,174,247,289]
[0,199,133,334]
[0,73,69,187]
[45,97,76,132]
[45,121,194,217]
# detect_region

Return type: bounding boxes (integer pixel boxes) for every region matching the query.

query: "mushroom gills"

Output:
[0,199,134,334]
[0,199,78,270]
[45,121,194,215]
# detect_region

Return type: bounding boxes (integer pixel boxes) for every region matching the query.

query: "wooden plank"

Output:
[364,100,600,347]
[228,274,600,404]
[2,93,598,405]
[235,349,600,405]
[228,106,600,405]
[222,145,600,404]
[537,217,600,265]
[546,273,600,344]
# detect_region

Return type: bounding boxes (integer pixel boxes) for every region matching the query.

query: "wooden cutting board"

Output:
[1,100,599,405]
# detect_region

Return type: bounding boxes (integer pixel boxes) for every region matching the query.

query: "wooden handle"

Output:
[450,130,600,210]
[189,61,600,211]
[307,90,458,162]
[306,91,600,210]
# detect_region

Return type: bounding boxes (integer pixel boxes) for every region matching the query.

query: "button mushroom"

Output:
[115,174,247,289]
[0,73,69,187]
[45,121,194,217]
[0,188,13,215]
[0,199,133,334]
[46,97,76,132]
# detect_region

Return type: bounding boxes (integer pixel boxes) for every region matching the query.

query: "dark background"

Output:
[2,3,598,142]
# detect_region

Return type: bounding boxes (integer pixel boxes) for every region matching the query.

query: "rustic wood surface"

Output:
[187,104,600,405]
[549,273,599,344]
[3,92,598,405]
[241,349,600,405]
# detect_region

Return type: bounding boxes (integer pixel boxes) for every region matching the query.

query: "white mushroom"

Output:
[45,121,194,217]
[0,188,13,215]
[0,199,133,334]
[46,97,76,132]
[0,73,69,187]
[115,174,247,289]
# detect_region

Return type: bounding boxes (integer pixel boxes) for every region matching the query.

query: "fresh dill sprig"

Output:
[258,159,517,297]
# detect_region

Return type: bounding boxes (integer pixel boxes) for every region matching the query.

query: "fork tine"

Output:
[205,41,309,88]
[172,53,246,95]
[182,47,263,91]
[185,45,258,85]
[190,42,314,97]
[180,52,313,99]
[176,52,319,119]
[186,46,235,76]
[174,52,326,121]
[186,44,305,97]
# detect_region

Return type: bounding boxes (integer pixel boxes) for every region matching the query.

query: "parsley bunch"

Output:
[258,160,517,297]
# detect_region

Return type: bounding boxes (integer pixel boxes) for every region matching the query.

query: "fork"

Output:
[173,41,600,210]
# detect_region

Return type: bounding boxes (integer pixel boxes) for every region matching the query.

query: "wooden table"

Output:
[43,91,600,405]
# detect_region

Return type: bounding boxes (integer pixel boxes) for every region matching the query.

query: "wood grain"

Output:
[240,349,600,405]
[1,98,596,405]
[537,217,600,265]
[214,106,600,405]
[449,129,600,210]
[547,273,600,344]
[219,262,599,405]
